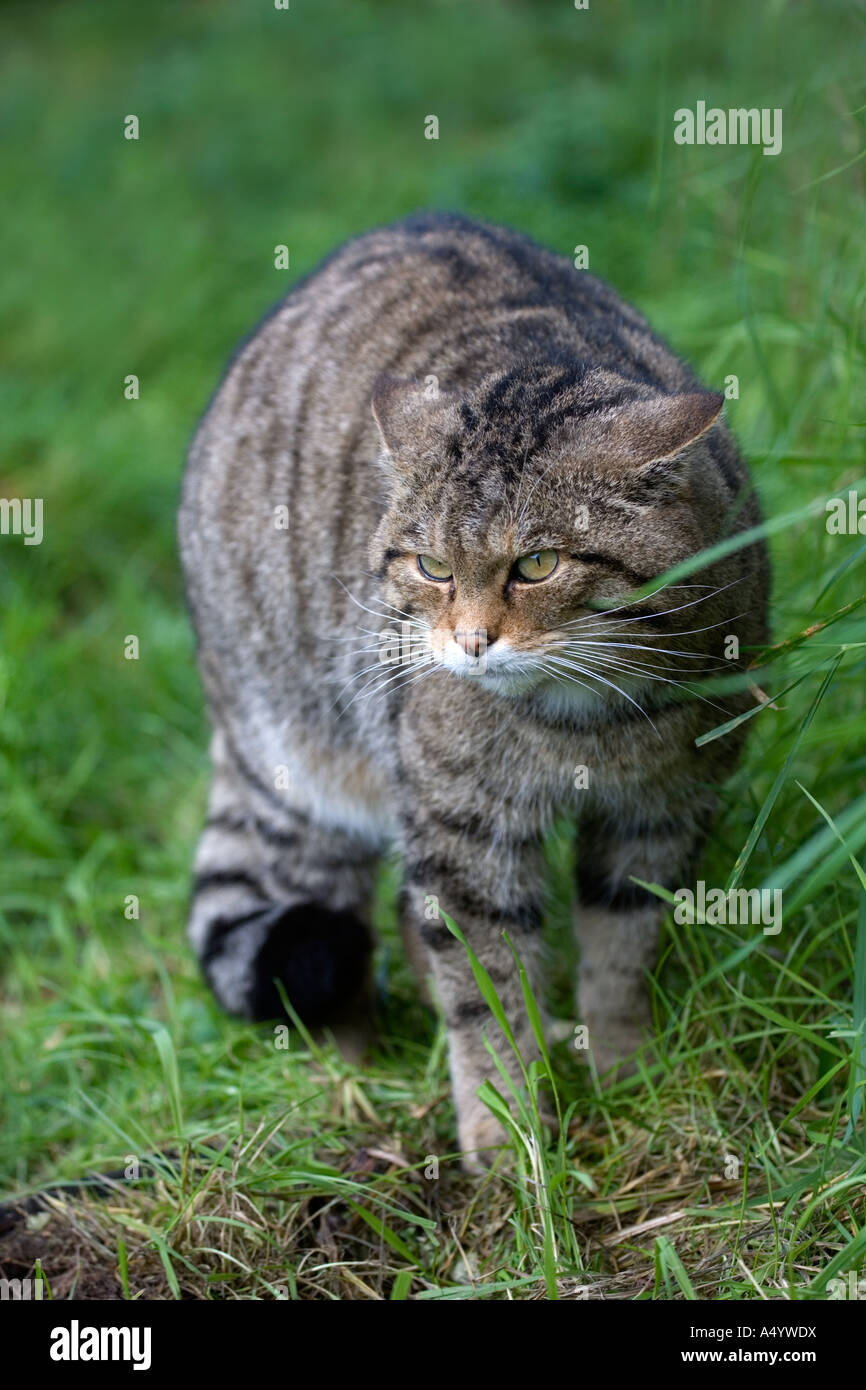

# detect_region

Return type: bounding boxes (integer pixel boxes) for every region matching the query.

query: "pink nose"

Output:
[454,629,488,657]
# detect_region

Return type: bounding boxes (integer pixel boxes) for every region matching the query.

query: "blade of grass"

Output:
[725,655,842,890]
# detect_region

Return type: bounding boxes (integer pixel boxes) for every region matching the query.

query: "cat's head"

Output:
[368,363,728,699]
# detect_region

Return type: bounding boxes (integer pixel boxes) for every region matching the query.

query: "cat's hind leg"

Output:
[187,728,379,1038]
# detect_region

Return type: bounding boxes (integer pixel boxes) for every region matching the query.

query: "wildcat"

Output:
[179,212,769,1167]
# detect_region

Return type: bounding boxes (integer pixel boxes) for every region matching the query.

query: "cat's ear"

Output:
[371,376,462,465]
[575,389,722,480]
[618,391,724,471]
[556,386,722,489]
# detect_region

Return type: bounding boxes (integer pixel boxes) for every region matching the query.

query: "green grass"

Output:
[1,0,865,1299]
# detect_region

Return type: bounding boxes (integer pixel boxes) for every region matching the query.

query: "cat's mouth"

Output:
[428,633,546,693]
[422,628,659,708]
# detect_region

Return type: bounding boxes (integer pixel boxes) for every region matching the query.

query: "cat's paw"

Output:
[456,1092,558,1172]
[456,1104,509,1173]
[588,1025,657,1082]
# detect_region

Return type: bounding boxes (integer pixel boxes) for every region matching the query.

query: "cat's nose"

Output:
[454,628,492,657]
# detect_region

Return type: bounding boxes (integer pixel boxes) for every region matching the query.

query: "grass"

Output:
[1,0,865,1299]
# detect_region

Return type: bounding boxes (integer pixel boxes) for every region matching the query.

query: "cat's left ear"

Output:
[580,389,724,482]
[622,391,724,474]
[556,388,724,486]
[371,376,462,466]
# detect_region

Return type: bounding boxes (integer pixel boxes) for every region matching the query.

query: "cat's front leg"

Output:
[399,802,548,1171]
[574,796,713,1076]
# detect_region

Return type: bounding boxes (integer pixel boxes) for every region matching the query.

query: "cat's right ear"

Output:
[371,376,462,466]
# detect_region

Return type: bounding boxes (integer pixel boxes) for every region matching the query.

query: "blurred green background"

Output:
[1,0,864,1210]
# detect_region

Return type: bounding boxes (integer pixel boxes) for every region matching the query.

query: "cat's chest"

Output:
[498,700,625,807]
[400,679,639,817]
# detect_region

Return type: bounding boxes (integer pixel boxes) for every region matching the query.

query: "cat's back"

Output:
[184,213,695,498]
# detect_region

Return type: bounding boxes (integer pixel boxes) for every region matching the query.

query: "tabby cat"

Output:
[179,212,769,1167]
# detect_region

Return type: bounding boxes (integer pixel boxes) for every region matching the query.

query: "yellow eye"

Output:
[418,554,453,581]
[515,549,559,582]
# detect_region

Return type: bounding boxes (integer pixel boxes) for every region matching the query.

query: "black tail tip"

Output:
[242,902,373,1026]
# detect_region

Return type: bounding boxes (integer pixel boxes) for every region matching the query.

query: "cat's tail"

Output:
[187,731,377,1027]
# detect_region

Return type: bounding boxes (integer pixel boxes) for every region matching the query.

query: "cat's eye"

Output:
[514,549,559,583]
[417,554,453,582]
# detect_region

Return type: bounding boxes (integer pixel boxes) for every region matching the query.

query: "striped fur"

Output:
[179,213,769,1167]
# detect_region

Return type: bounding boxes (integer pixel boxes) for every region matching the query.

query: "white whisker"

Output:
[543,654,660,732]
[562,576,746,630]
[332,575,431,630]
[549,636,727,662]
[557,611,749,643]
[556,651,723,678]
[548,652,732,716]
[336,655,434,712]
